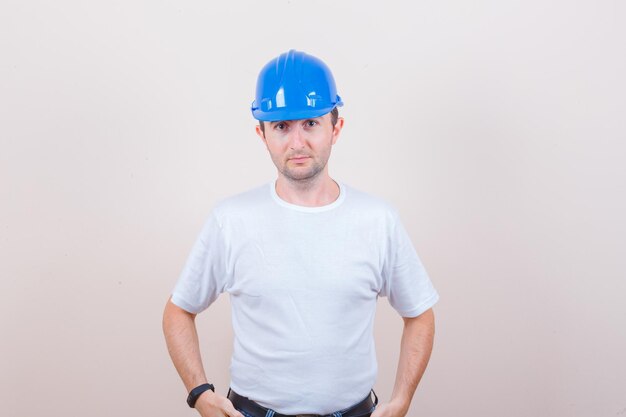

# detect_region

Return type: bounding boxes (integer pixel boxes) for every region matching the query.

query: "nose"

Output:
[288,124,307,149]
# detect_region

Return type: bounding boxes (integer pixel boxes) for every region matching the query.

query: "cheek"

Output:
[268,142,286,155]
[266,143,287,161]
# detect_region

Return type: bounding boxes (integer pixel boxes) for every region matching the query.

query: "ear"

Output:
[331,117,344,145]
[255,125,268,147]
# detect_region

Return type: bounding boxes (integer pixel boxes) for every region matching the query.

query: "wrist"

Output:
[387,397,410,416]
[187,383,215,408]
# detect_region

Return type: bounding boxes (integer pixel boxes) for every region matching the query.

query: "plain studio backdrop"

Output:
[1,1,625,416]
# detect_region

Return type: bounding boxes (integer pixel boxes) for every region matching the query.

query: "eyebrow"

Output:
[270,117,322,127]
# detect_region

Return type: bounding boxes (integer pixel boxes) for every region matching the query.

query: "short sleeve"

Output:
[170,212,231,314]
[380,212,439,317]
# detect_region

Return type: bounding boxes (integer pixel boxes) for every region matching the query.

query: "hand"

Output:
[370,401,407,417]
[194,390,244,417]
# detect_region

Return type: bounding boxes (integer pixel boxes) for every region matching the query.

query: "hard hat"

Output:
[251,49,343,121]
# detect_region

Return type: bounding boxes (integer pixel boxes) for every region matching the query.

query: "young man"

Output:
[163,49,439,417]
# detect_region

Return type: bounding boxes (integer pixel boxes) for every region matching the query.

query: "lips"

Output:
[289,155,311,162]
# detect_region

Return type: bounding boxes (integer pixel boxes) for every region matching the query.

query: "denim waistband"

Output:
[227,388,378,417]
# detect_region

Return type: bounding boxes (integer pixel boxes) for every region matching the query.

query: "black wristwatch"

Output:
[186,383,215,408]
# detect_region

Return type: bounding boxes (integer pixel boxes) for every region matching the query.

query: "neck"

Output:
[275,174,340,207]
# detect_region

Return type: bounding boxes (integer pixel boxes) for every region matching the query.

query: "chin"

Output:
[283,169,320,182]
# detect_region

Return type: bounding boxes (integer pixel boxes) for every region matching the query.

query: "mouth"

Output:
[289,156,311,162]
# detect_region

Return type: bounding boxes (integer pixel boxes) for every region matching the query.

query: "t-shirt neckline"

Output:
[269,180,346,213]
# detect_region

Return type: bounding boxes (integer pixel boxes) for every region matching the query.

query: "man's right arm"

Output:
[162,298,243,417]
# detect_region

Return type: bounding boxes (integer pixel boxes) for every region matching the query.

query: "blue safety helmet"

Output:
[251,50,343,122]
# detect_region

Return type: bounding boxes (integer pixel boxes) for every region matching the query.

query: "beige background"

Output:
[1,1,625,416]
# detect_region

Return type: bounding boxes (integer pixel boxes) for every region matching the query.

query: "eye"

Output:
[274,122,287,130]
[305,120,318,127]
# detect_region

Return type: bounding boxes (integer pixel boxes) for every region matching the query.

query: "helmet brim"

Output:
[251,102,342,122]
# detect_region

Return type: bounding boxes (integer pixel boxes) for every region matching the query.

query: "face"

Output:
[256,113,344,183]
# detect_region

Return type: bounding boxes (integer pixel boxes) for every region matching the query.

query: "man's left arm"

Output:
[372,308,435,417]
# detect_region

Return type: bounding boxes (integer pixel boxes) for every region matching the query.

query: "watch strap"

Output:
[186,383,215,408]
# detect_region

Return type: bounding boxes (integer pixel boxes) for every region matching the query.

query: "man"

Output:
[163,49,439,417]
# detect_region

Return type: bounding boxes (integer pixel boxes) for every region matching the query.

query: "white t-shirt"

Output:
[171,181,439,415]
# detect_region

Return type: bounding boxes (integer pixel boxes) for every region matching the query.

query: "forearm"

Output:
[163,299,244,417]
[389,308,435,415]
[162,298,208,391]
